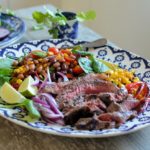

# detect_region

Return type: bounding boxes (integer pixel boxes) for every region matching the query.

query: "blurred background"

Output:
[1,0,150,59]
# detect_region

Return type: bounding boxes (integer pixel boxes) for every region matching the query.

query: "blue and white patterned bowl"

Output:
[0,13,26,48]
[56,12,79,39]
[0,39,150,138]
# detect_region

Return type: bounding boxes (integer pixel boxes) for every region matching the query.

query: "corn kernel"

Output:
[133,77,140,82]
[47,51,54,56]
[16,79,22,84]
[56,53,62,60]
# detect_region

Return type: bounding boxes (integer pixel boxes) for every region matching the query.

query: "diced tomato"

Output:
[60,49,72,55]
[126,82,149,100]
[64,56,75,62]
[73,65,84,74]
[66,73,74,79]
[48,47,59,55]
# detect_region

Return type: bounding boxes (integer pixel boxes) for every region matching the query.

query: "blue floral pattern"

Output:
[0,39,149,137]
[0,13,26,48]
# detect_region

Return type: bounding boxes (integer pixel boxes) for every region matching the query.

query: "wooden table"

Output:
[0,4,150,150]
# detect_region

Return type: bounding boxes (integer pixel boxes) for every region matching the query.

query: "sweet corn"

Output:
[16,79,22,85]
[56,53,63,60]
[106,68,140,87]
[133,77,140,82]
[47,51,54,56]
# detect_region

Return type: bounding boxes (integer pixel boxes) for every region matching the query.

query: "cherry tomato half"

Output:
[48,47,59,55]
[126,82,149,100]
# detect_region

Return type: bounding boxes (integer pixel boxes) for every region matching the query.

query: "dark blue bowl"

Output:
[57,12,79,39]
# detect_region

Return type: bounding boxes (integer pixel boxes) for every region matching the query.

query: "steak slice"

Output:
[98,111,137,125]
[60,92,129,126]
[98,92,127,106]
[63,98,106,125]
[107,102,122,112]
[43,73,119,97]
[56,78,119,103]
[75,117,116,130]
[64,106,93,125]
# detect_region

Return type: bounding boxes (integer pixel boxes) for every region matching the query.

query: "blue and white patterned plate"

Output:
[0,13,26,48]
[0,39,150,138]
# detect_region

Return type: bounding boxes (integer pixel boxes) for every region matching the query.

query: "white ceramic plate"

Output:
[0,39,150,138]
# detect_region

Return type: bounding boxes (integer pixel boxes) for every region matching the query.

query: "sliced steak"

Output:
[99,92,127,106]
[107,102,122,112]
[121,99,140,111]
[42,73,144,130]
[64,106,93,125]
[98,111,137,124]
[43,73,119,97]
[75,117,116,130]
[63,98,106,125]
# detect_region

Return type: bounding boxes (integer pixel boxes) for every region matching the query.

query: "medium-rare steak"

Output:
[43,73,119,96]
[56,74,119,103]
[42,73,144,130]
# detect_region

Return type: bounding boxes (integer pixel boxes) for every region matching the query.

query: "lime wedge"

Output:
[0,82,25,104]
[18,76,38,97]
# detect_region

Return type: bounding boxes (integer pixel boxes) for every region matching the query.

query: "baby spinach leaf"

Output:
[90,55,110,73]
[78,57,93,74]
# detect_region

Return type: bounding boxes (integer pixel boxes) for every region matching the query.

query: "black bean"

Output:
[53,62,60,68]
[29,64,35,71]
[17,74,24,79]
[48,56,56,63]
[61,63,68,70]
[37,65,43,73]
[56,67,61,71]
[68,68,73,73]
[69,63,74,68]
[34,60,39,64]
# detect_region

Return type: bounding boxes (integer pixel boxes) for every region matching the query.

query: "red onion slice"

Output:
[57,72,69,82]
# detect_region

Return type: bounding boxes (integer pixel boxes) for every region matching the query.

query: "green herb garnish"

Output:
[32,7,96,38]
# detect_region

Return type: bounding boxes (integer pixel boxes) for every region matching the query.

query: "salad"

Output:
[0,46,149,130]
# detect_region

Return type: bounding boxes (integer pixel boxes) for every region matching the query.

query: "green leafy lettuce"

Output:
[0,58,14,87]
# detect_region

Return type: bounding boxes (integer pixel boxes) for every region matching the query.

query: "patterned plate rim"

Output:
[0,13,26,48]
